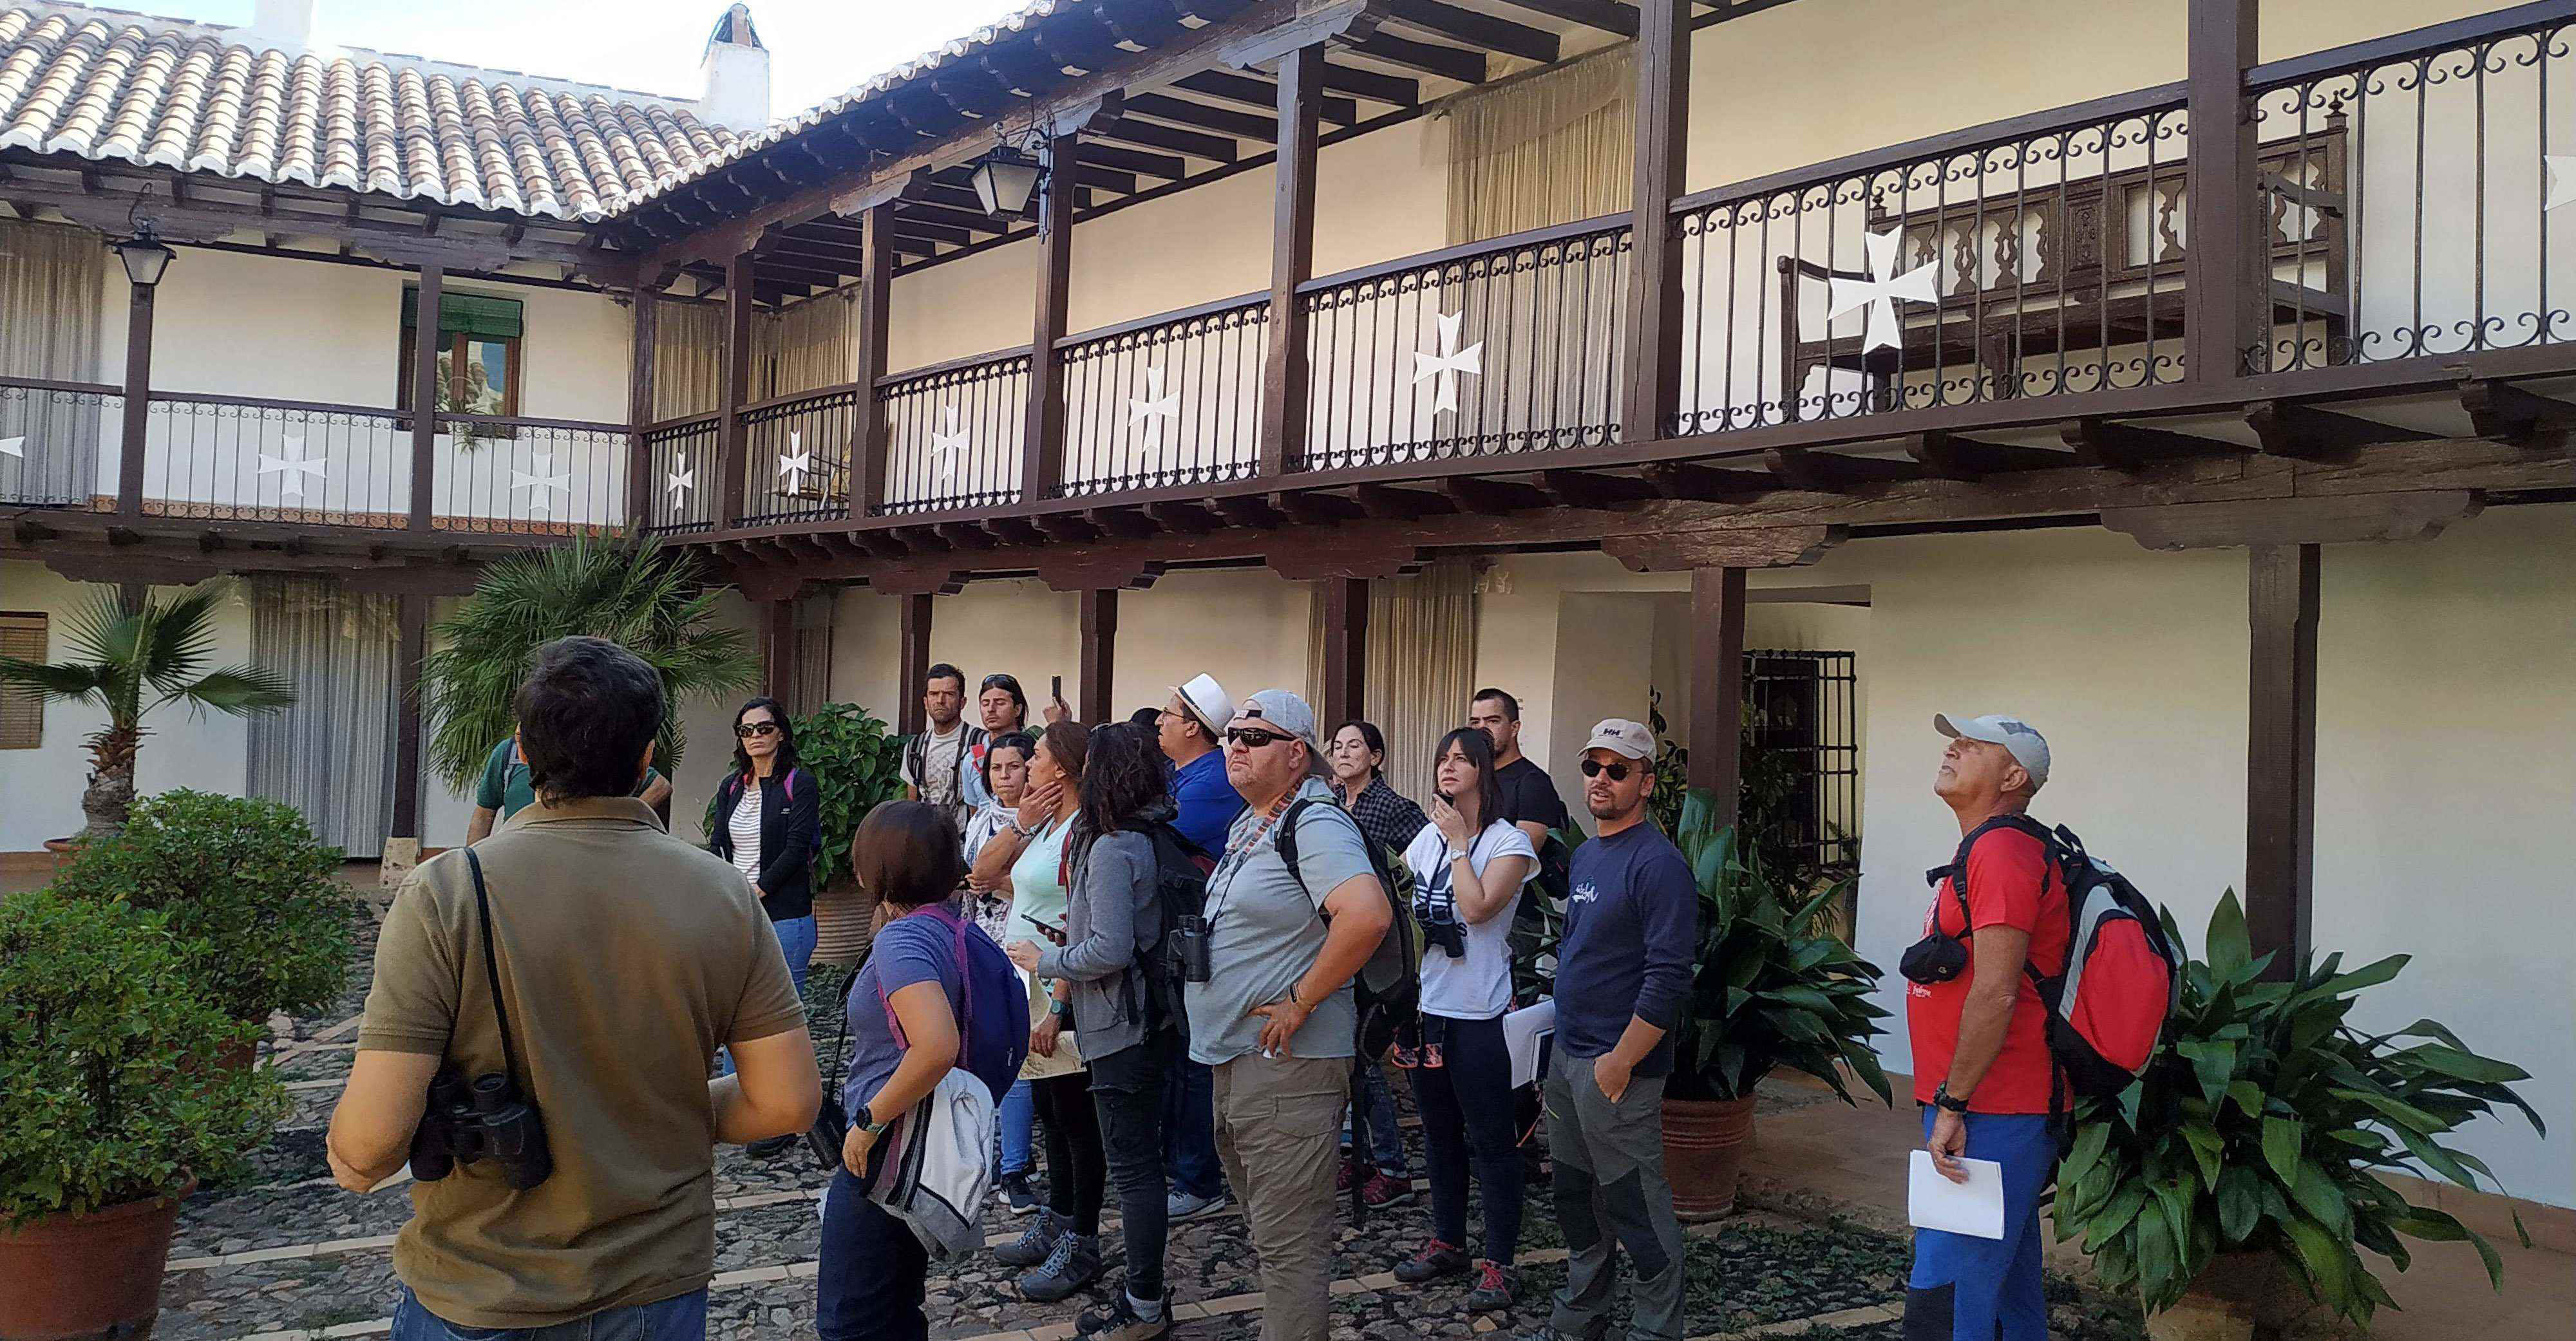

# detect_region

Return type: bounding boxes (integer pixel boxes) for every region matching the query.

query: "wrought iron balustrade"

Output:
[0,377,117,509]
[142,392,409,529]
[874,349,1028,516]
[642,413,721,535]
[1293,216,1632,473]
[1057,295,1267,497]
[739,384,858,525]
[431,415,630,536]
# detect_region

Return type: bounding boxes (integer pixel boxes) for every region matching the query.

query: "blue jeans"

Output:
[1341,1055,1406,1175]
[1161,1058,1223,1198]
[818,1167,928,1341]
[1907,1109,2053,1341]
[995,1078,1035,1179]
[392,1286,705,1340]
[717,915,817,1078]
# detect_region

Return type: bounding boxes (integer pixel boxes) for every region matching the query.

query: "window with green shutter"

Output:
[397,287,526,420]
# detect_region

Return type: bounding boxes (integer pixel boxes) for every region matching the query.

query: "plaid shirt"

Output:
[1336,775,1429,858]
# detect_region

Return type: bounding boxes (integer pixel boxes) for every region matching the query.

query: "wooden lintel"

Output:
[2457,378,2576,452]
[1036,555,1166,592]
[1763,447,1921,491]
[1084,507,1160,540]
[1642,460,1774,500]
[2059,417,2240,471]
[2245,400,2438,459]
[1265,538,1418,581]
[1901,431,2075,480]
[1600,524,1846,573]
[1211,494,1284,528]
[934,521,998,550]
[1278,491,1365,524]
[1144,501,1218,534]
[2101,490,2483,550]
[1034,512,1104,543]
[735,567,808,603]
[1354,483,1444,521]
[868,563,969,597]
[990,516,1049,546]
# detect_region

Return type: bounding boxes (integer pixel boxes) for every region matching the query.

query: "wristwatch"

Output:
[1050,999,1072,1020]
[859,1111,893,1138]
[1932,1083,1971,1114]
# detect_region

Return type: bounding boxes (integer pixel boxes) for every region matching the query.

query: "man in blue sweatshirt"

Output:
[1523,718,1697,1341]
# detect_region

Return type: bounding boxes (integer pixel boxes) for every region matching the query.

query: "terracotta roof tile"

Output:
[0,5,737,222]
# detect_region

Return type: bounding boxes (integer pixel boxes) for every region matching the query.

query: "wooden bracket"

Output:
[2058,417,2241,470]
[1763,447,1920,491]
[1536,469,1660,509]
[1642,460,1774,500]
[1900,431,2075,480]
[2102,490,2482,550]
[867,563,969,597]
[734,567,808,603]
[1278,490,1366,524]
[2457,378,2576,453]
[2245,400,2437,459]
[1439,475,1549,514]
[1037,554,1166,592]
[1600,524,1846,573]
[1265,537,1419,581]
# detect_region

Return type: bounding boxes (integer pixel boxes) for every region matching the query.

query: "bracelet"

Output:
[1288,981,1303,1009]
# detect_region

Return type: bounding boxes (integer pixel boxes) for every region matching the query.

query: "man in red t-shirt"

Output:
[1904,713,2065,1341]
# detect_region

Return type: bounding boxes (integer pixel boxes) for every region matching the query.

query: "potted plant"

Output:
[2054,890,2542,1341]
[703,701,907,966]
[0,893,287,1339]
[50,790,363,1066]
[1662,785,1893,1218]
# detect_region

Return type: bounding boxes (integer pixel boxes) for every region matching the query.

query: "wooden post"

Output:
[1022,133,1078,502]
[390,592,428,841]
[1689,567,1748,828]
[761,597,799,707]
[719,250,756,529]
[849,202,896,518]
[1318,576,1366,729]
[898,592,933,736]
[2245,543,2318,977]
[115,270,156,518]
[2184,0,2260,381]
[1260,43,1324,476]
[1080,588,1119,725]
[626,287,658,530]
[409,265,442,531]
[1622,0,1690,444]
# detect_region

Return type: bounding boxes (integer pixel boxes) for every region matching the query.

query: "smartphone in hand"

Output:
[1021,913,1068,946]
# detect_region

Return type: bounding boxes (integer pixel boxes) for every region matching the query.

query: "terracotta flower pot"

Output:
[0,1176,194,1341]
[2147,1250,2319,1341]
[1661,1094,1756,1221]
[811,875,877,968]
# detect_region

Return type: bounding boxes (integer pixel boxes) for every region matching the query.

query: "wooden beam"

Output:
[1318,576,1367,729]
[719,250,756,527]
[1763,447,1922,491]
[1440,474,1548,514]
[115,267,156,519]
[1489,0,1634,38]
[1642,460,1775,499]
[761,597,798,703]
[898,592,933,735]
[1688,565,1747,826]
[408,265,441,531]
[1601,523,1845,572]
[627,288,658,528]
[2101,490,2482,550]
[2458,377,2576,449]
[2244,542,2318,977]
[1173,70,1358,127]
[389,593,427,841]
[2244,400,2438,458]
[1022,130,1079,501]
[1385,1,1559,64]
[1317,59,1419,107]
[1623,0,1690,444]
[1344,31,1484,84]
[1280,489,1366,524]
[2058,417,2239,470]
[850,203,895,517]
[2184,0,2260,381]
[1262,43,1323,477]
[1080,588,1118,725]
[1089,115,1240,164]
[1901,431,2075,480]
[1538,468,1660,509]
[1123,91,1276,142]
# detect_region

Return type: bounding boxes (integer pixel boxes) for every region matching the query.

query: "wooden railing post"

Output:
[1318,576,1366,729]
[390,592,427,841]
[849,202,895,519]
[2185,0,2261,381]
[408,265,442,532]
[1688,566,1747,829]
[1080,588,1119,725]
[115,270,157,518]
[761,596,799,706]
[1622,0,1690,445]
[1260,43,1323,476]
[2245,543,2318,978]
[627,286,658,532]
[719,250,756,528]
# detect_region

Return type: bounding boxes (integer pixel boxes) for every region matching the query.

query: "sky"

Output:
[155,1,1039,117]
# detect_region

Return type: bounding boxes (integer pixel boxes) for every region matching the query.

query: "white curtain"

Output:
[1307,561,1481,805]
[1432,45,1636,245]
[652,299,727,420]
[759,288,860,399]
[0,216,106,505]
[245,577,401,857]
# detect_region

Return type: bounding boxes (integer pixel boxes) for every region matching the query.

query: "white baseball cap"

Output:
[1584,718,1656,761]
[1934,713,2050,789]
[1170,673,1232,736]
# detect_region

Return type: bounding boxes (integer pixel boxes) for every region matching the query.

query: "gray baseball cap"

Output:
[1584,718,1656,761]
[1233,688,1318,749]
[1934,713,2050,789]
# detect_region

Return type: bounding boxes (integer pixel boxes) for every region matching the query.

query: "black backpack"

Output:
[1139,821,1215,1038]
[1276,798,1421,1026]
[1507,828,1575,1004]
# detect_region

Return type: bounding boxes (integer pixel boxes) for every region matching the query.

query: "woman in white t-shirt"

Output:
[1390,727,1536,1312]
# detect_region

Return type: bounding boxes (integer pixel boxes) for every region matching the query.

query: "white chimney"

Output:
[697,5,772,134]
[245,0,317,53]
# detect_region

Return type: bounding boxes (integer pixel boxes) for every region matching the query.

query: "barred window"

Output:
[0,612,44,749]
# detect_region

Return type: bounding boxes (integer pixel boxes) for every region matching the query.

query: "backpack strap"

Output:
[1276,797,1318,901]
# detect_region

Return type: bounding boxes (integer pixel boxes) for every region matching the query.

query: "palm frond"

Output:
[134,585,229,694]
[0,655,113,706]
[162,666,299,718]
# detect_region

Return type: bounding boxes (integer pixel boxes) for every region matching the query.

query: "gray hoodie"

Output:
[1033,810,1168,1061]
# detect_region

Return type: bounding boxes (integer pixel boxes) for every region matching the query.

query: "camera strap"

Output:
[462,849,528,1097]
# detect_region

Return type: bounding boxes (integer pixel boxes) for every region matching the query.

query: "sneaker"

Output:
[1078,1289,1173,1341]
[744,1135,795,1160]
[1336,1157,1358,1194]
[995,1209,1063,1269]
[1359,1171,1413,1209]
[1166,1187,1228,1222]
[999,1172,1040,1216]
[1019,1232,1102,1303]
[1466,1261,1517,1313]
[1392,1237,1469,1284]
[1510,1327,1605,1341]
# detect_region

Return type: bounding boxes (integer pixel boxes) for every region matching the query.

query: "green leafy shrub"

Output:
[2054,890,2543,1326]
[701,702,907,889]
[52,789,363,1024]
[0,893,287,1225]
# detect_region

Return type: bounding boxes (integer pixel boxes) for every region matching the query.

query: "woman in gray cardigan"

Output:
[1004,722,1180,1341]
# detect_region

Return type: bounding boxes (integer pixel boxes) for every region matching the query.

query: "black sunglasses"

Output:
[735,721,781,738]
[1578,758,1633,782]
[1224,727,1295,749]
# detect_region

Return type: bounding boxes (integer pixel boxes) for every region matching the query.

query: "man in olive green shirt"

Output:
[467,733,670,844]
[328,637,820,1336]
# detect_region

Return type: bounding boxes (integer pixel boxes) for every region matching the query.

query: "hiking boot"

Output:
[999,1172,1040,1216]
[1466,1261,1518,1312]
[1393,1238,1469,1284]
[1079,1289,1173,1341]
[994,1208,1064,1269]
[1019,1232,1102,1303]
[1359,1170,1413,1208]
[1166,1187,1227,1222]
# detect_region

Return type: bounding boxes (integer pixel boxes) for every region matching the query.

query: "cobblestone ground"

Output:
[164,956,2147,1341]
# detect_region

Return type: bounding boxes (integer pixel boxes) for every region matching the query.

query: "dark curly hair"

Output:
[728,697,800,779]
[1075,722,1170,852]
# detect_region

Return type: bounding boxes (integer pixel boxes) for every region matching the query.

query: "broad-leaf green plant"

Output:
[704,702,907,888]
[2052,890,2541,1326]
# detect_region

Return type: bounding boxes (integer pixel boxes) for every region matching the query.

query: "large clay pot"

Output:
[2146,1250,2324,1341]
[811,874,877,967]
[1662,1094,1756,1221]
[0,1176,194,1341]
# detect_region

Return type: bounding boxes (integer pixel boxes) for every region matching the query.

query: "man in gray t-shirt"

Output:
[1184,689,1390,1341]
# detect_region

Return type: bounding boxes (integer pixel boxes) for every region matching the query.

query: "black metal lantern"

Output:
[969,142,1044,220]
[111,228,176,288]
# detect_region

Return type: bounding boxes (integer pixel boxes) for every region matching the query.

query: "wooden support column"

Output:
[625,287,658,530]
[115,266,158,518]
[849,202,896,518]
[408,265,442,531]
[1621,0,1690,444]
[2184,0,2260,381]
[761,597,799,707]
[718,250,756,529]
[898,593,933,736]
[1318,576,1367,730]
[389,593,428,841]
[1260,43,1324,476]
[2245,543,2318,977]
[1080,588,1119,726]
[1022,133,1079,501]
[1689,567,1748,830]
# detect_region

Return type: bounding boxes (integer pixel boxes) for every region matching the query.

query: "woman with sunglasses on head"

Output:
[1388,726,1537,1311]
[708,699,825,1155]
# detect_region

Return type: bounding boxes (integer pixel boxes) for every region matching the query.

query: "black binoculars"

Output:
[1173,913,1214,984]
[1422,915,1468,959]
[408,1065,553,1189]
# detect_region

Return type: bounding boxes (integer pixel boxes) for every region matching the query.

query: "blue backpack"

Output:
[880,903,1028,1103]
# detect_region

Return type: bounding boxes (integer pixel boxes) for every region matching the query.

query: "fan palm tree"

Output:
[0,584,296,840]
[422,536,755,792]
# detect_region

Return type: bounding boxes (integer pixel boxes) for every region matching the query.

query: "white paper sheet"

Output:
[1907,1150,2006,1239]
[1502,998,1557,1089]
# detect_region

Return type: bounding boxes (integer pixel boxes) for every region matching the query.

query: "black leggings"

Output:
[1032,1069,1106,1237]
[1411,1013,1526,1265]
[1090,1029,1176,1299]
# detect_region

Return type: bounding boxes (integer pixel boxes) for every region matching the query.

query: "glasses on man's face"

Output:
[735,721,781,739]
[1224,727,1293,750]
[1578,758,1633,782]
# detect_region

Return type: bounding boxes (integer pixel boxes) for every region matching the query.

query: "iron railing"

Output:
[431,415,629,536]
[739,384,859,525]
[1294,216,1631,472]
[641,413,721,534]
[873,348,1028,516]
[1057,294,1267,496]
[141,393,409,529]
[0,376,115,509]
